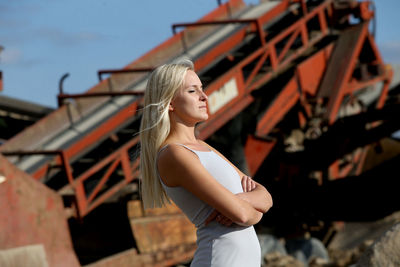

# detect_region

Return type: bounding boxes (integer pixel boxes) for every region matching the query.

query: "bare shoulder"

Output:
[158,144,199,167]
[157,144,200,186]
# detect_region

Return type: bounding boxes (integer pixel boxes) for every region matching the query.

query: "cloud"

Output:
[0,2,41,19]
[0,1,41,14]
[1,48,22,64]
[0,47,43,68]
[379,41,400,64]
[35,28,107,47]
[0,17,26,28]
[0,1,106,47]
[0,27,107,48]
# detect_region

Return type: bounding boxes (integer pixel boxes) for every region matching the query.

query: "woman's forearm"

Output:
[205,200,263,227]
[226,196,264,226]
[236,184,273,213]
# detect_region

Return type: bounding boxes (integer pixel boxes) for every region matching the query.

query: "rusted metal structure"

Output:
[0,154,80,267]
[0,95,53,144]
[1,0,400,265]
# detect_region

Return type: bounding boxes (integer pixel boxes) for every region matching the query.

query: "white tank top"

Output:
[157,144,261,266]
[158,144,243,228]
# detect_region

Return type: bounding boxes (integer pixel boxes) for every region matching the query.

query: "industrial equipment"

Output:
[1,0,399,265]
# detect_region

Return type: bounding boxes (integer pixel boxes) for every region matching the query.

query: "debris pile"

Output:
[261,211,400,267]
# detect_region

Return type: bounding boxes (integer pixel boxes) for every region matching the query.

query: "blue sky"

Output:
[1,0,399,108]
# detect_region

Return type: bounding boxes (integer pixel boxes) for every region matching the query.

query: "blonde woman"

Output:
[140,58,272,266]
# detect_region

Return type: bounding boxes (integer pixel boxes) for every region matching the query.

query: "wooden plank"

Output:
[127,200,184,218]
[129,213,196,254]
[143,201,182,216]
[85,244,196,267]
[127,200,144,218]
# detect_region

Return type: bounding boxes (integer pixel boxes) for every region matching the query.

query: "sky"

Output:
[0,0,399,108]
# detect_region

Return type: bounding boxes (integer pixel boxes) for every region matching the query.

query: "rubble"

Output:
[260,211,400,267]
[264,252,304,267]
[356,223,400,267]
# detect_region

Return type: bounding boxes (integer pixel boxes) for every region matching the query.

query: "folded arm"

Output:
[205,176,271,226]
[200,141,273,213]
[158,145,262,226]
[237,175,273,213]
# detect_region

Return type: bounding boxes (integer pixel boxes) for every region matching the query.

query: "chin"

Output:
[194,116,208,124]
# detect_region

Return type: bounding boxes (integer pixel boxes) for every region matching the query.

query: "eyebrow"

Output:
[186,84,203,89]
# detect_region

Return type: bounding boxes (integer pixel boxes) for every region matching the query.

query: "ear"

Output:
[169,102,174,112]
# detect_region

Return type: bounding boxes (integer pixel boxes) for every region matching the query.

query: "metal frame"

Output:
[2,0,392,218]
[196,0,335,140]
[97,68,154,81]
[3,136,140,217]
[57,91,144,107]
[1,0,242,219]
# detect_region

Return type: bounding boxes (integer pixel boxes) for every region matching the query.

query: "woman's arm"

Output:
[205,176,271,226]
[158,144,262,226]
[237,176,273,213]
[200,141,273,213]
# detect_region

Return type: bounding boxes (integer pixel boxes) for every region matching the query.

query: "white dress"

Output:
[159,144,261,267]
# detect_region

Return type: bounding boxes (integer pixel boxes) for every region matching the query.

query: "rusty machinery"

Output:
[1,0,400,265]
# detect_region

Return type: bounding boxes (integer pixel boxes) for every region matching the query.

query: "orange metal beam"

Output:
[4,0,390,219]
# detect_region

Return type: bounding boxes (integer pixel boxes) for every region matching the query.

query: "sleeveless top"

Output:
[158,144,261,267]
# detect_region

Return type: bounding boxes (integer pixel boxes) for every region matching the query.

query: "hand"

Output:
[215,213,233,227]
[241,175,256,192]
[204,210,233,227]
[205,210,218,226]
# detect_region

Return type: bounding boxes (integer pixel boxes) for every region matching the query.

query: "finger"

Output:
[251,179,256,191]
[216,214,232,226]
[205,210,218,225]
[246,177,252,192]
[245,176,256,191]
[242,176,248,192]
[221,217,233,226]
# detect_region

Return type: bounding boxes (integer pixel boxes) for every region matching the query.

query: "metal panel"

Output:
[0,155,79,267]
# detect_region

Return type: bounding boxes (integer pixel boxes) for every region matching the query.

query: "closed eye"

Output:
[187,85,203,93]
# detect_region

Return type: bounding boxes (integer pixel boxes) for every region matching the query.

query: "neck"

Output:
[167,121,198,145]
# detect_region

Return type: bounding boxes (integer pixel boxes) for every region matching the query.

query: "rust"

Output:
[2,1,399,265]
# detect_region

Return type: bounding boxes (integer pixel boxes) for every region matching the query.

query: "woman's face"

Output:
[169,70,208,125]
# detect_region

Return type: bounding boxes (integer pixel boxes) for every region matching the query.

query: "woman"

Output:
[140,58,272,266]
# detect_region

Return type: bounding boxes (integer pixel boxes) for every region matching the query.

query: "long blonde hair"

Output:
[139,58,194,209]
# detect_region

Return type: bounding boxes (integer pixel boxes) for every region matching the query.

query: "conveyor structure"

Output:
[1,0,400,265]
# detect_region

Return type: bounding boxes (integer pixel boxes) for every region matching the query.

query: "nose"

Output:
[200,91,208,101]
